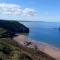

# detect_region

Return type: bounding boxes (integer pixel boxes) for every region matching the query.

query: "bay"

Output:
[20,21,60,48]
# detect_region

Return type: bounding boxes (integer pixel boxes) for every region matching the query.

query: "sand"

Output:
[14,35,60,60]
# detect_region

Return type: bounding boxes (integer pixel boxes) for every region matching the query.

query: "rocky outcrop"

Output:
[58,27,60,30]
[0,20,29,34]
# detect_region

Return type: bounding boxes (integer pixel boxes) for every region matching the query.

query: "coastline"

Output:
[14,35,60,60]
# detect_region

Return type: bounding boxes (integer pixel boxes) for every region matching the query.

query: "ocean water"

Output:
[21,21,60,48]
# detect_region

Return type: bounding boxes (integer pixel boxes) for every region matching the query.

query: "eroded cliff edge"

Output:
[0,20,29,34]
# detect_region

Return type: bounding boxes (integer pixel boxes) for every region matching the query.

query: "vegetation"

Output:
[0,28,7,34]
[0,38,33,60]
[0,20,29,33]
[0,20,55,60]
[0,25,31,60]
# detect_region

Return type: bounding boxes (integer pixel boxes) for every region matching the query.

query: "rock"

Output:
[58,27,60,30]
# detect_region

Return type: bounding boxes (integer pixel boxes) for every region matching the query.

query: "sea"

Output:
[20,21,60,48]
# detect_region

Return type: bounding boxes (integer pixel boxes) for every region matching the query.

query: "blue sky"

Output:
[0,0,60,22]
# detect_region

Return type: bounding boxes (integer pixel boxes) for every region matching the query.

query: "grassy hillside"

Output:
[0,27,32,60]
[0,28,7,34]
[0,38,33,60]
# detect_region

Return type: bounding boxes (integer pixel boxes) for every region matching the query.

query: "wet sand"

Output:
[14,35,60,60]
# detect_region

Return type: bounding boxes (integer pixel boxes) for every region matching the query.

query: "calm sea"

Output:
[21,21,60,48]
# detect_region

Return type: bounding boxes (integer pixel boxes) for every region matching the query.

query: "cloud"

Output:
[0,3,58,22]
[23,8,36,16]
[0,3,36,16]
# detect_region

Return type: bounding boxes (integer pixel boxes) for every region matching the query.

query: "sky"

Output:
[0,0,60,22]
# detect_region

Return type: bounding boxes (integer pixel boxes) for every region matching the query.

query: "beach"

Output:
[14,35,60,60]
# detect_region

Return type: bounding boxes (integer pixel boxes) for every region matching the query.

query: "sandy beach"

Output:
[14,35,60,60]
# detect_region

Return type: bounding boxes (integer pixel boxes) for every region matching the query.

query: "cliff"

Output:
[0,20,29,38]
[0,20,29,34]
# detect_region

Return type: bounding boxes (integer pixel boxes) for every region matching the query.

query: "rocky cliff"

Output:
[0,20,29,37]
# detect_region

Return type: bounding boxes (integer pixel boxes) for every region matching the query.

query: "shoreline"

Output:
[28,38,60,51]
[14,35,60,60]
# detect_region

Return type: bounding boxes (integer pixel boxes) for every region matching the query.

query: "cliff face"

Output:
[0,20,29,34]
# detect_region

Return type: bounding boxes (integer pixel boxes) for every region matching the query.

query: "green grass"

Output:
[0,38,33,60]
[0,38,20,60]
[0,28,7,34]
